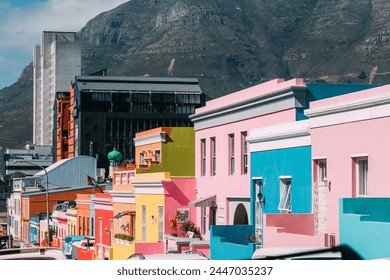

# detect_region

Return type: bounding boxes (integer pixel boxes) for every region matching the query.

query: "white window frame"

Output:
[211,137,216,176]
[278,177,292,213]
[98,217,103,244]
[140,151,145,165]
[318,159,327,183]
[254,178,263,241]
[201,139,206,176]
[141,205,146,242]
[155,149,161,163]
[158,206,164,242]
[355,157,368,196]
[241,131,248,174]
[229,133,235,175]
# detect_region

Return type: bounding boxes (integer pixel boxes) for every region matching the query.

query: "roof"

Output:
[75,75,203,93]
[188,194,216,207]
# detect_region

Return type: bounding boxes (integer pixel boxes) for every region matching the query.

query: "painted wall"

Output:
[250,146,312,214]
[210,225,256,260]
[66,208,77,236]
[308,85,390,235]
[340,198,390,259]
[136,127,195,177]
[23,187,97,220]
[135,193,165,243]
[113,242,135,260]
[77,194,92,237]
[299,83,381,121]
[163,178,197,237]
[194,110,297,239]
[192,78,307,240]
[93,193,113,247]
[56,211,68,239]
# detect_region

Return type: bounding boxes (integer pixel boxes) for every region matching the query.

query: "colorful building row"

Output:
[8,78,390,260]
[196,79,390,259]
[50,127,201,260]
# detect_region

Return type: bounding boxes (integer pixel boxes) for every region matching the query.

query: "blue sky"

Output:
[0,0,128,89]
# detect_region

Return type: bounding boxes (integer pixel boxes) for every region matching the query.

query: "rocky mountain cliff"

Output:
[2,0,390,148]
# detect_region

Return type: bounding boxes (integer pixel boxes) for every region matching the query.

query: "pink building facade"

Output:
[190,78,308,240]
[247,83,390,250]
[305,84,390,242]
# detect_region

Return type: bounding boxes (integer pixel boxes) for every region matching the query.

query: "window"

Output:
[99,218,103,244]
[158,206,164,242]
[211,137,216,176]
[315,159,327,186]
[241,132,248,174]
[155,150,161,162]
[354,157,368,196]
[140,151,145,165]
[201,139,206,176]
[229,134,235,175]
[142,205,146,242]
[318,160,327,183]
[254,178,263,242]
[278,177,292,213]
[91,217,94,237]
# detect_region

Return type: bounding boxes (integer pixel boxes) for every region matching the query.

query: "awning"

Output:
[113,211,135,219]
[188,195,216,208]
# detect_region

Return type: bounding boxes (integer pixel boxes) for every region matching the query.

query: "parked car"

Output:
[0,247,68,260]
[128,250,210,260]
[251,245,363,260]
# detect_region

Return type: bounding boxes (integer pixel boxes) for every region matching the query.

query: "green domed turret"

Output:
[107,148,122,162]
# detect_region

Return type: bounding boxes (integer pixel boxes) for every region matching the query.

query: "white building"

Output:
[33,31,81,147]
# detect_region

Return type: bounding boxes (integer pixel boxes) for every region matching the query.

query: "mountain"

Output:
[2,0,390,148]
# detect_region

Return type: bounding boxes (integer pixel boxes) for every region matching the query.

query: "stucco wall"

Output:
[250,146,312,214]
[340,198,390,259]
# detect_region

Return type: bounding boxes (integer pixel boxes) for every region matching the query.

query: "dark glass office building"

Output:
[68,76,206,174]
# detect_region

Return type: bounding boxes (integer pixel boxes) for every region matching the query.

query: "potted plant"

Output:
[180,220,202,239]
[114,233,134,245]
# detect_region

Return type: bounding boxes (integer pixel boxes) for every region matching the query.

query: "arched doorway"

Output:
[233,203,249,225]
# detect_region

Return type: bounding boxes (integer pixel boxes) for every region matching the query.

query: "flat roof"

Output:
[75,75,203,93]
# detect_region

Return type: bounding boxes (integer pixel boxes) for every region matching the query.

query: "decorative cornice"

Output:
[134,132,166,147]
[305,94,390,118]
[191,87,302,122]
[247,121,310,144]
[305,94,390,128]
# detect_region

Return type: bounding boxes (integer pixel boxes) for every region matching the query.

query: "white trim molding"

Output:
[134,132,167,147]
[305,93,390,128]
[190,85,307,130]
[248,120,310,152]
[133,180,166,195]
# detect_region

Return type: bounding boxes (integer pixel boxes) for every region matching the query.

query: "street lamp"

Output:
[14,161,50,247]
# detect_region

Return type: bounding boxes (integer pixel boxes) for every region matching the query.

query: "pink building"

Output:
[305,84,390,243]
[190,78,307,240]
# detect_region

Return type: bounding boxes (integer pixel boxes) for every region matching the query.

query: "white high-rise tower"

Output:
[33,31,81,146]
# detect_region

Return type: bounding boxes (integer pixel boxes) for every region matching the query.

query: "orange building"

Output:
[21,186,99,245]
[55,92,71,161]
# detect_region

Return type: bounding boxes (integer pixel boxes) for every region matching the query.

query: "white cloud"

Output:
[0,0,129,88]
